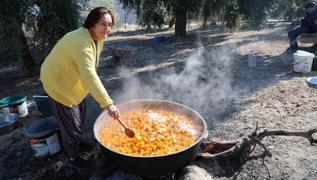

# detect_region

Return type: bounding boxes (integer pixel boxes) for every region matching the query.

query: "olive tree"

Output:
[0,0,86,76]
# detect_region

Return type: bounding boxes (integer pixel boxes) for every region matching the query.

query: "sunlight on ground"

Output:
[211,27,290,57]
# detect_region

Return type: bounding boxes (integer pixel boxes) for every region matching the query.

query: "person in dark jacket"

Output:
[287,2,317,53]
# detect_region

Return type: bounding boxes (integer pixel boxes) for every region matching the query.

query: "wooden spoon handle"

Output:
[116,118,127,129]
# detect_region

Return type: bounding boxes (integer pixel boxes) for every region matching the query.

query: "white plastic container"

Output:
[248,51,256,68]
[0,96,28,117]
[2,101,28,117]
[25,120,61,157]
[29,133,61,157]
[293,50,315,73]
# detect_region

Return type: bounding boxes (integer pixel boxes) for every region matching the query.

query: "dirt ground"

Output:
[0,23,317,179]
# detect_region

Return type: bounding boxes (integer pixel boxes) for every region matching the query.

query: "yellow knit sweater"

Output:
[40,27,113,108]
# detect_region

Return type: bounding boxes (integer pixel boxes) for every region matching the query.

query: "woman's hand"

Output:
[105,104,120,119]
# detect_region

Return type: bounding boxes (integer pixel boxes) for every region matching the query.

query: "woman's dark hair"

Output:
[83,7,115,29]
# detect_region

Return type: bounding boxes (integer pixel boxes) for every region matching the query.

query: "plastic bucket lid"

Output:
[0,96,27,107]
[25,119,59,139]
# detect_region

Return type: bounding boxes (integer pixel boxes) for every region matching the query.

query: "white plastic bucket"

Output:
[0,96,28,117]
[29,133,61,157]
[25,120,61,157]
[293,50,315,73]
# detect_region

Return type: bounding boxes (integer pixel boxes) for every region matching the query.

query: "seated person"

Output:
[287,2,317,53]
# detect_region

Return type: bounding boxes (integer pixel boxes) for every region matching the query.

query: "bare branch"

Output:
[199,128,317,160]
[256,129,317,145]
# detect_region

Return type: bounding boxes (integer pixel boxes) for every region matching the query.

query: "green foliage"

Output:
[0,0,87,67]
[163,0,201,13]
[0,17,23,65]
[35,0,81,57]
[270,0,307,20]
[0,0,33,65]
[201,0,226,26]
[224,0,242,31]
[119,0,278,32]
[117,0,195,32]
[89,0,114,9]
[84,0,114,23]
[237,0,274,27]
[119,0,167,30]
[202,0,284,29]
[139,1,166,30]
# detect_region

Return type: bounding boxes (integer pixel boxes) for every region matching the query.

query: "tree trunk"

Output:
[20,30,37,77]
[175,9,187,37]
[202,16,208,27]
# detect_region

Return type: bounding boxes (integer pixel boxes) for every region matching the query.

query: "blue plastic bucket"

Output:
[154,35,166,42]
[0,96,28,117]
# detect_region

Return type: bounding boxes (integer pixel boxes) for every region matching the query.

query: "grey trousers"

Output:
[49,97,86,159]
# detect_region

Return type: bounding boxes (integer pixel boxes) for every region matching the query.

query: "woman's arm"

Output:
[74,44,113,108]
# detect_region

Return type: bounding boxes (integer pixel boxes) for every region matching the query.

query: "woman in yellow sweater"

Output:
[40,7,119,164]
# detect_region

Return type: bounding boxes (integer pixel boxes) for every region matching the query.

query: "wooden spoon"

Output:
[115,118,135,138]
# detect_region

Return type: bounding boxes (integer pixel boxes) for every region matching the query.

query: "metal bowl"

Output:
[94,99,207,176]
[307,76,317,88]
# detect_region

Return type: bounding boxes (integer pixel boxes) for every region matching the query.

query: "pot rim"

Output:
[94,99,208,158]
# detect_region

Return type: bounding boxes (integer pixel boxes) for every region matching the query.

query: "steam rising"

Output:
[114,45,240,121]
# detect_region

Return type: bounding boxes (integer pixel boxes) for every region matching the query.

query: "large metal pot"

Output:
[94,99,207,176]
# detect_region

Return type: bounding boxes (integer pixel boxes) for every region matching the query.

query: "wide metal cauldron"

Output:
[93,99,207,176]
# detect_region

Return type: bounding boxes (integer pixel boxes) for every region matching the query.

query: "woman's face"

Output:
[306,7,316,14]
[90,13,113,41]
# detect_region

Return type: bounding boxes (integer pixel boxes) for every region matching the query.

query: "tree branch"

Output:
[256,129,317,145]
[199,128,317,160]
